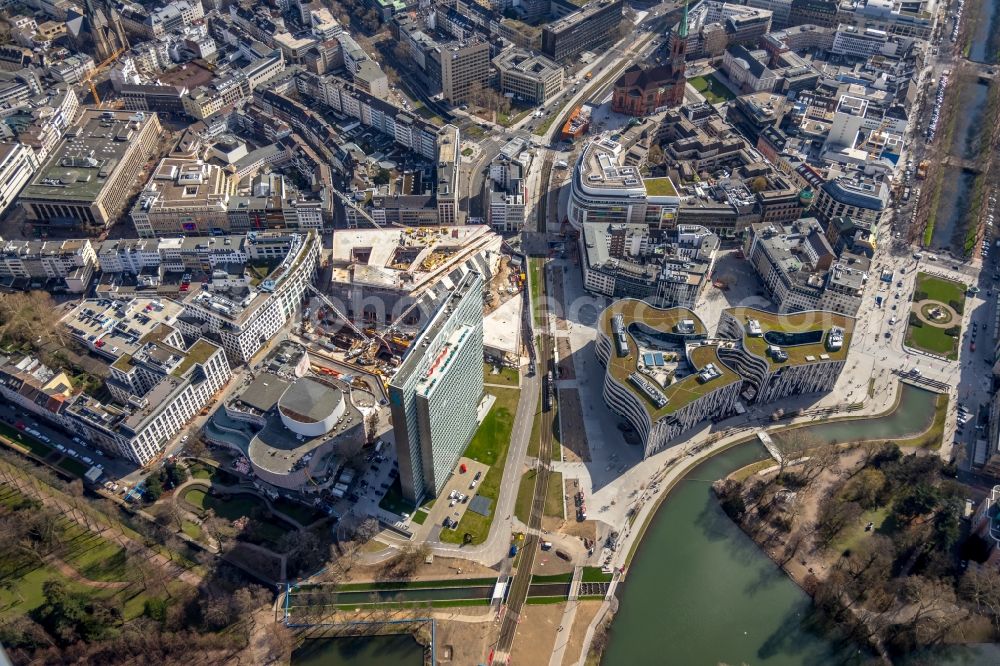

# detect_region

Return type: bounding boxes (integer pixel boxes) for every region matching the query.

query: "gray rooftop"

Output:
[277,376,344,424]
[238,375,291,413]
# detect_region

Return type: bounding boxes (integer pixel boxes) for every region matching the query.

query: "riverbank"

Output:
[718,441,997,659]
[583,381,941,665]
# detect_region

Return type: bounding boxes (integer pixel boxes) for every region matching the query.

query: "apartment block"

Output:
[0,142,36,216]
[0,236,97,292]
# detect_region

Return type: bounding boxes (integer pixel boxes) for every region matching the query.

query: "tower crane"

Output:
[82,47,126,107]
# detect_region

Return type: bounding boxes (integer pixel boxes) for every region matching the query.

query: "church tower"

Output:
[668,0,689,106]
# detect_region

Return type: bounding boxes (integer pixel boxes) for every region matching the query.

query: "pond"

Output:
[292,634,423,666]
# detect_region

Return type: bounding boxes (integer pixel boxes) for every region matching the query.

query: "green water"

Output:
[332,586,492,605]
[292,634,423,666]
[602,442,858,666]
[603,384,944,665]
[773,382,940,446]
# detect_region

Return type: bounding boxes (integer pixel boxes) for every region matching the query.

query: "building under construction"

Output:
[328,225,503,331]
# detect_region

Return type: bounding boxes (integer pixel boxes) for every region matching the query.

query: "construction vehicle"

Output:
[916,160,930,180]
[82,46,126,106]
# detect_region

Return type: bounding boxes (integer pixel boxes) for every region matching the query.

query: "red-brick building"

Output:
[612,2,689,116]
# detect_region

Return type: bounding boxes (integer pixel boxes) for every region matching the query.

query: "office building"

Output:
[717,306,854,405]
[542,0,624,61]
[494,48,564,104]
[581,223,717,307]
[814,176,889,229]
[568,139,680,228]
[19,109,162,232]
[173,230,321,362]
[389,270,485,503]
[439,37,490,104]
[60,295,232,464]
[595,300,742,457]
[744,219,869,316]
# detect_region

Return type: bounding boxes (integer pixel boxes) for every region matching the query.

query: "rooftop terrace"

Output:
[725,307,855,368]
[600,299,738,419]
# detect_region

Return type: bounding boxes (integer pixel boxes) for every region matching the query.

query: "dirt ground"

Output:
[556,337,576,379]
[734,448,866,588]
[323,555,498,584]
[433,608,496,665]
[552,268,568,332]
[510,602,562,664]
[564,601,602,666]
[558,389,590,462]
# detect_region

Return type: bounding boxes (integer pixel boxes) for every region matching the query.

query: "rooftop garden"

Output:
[726,307,854,368]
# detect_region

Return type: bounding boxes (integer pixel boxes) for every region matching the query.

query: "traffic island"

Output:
[904,272,966,360]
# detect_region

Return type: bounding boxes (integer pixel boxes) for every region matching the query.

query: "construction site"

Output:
[295,224,524,394]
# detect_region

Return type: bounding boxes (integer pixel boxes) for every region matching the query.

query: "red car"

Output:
[15,422,24,430]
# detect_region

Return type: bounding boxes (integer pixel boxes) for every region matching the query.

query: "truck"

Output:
[541,541,553,550]
[334,482,350,494]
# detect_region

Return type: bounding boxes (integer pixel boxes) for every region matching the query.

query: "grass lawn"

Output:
[514,469,535,524]
[905,272,966,359]
[581,567,613,583]
[440,387,521,545]
[359,540,389,554]
[180,487,274,523]
[181,520,202,540]
[532,572,574,583]
[0,423,52,458]
[461,147,474,157]
[831,506,890,555]
[378,477,415,515]
[528,393,542,458]
[905,323,959,358]
[529,258,544,322]
[484,362,520,387]
[690,74,735,103]
[188,463,216,480]
[272,497,324,526]
[410,509,428,525]
[57,457,88,477]
[545,471,564,518]
[915,272,967,304]
[514,469,563,522]
[499,107,532,127]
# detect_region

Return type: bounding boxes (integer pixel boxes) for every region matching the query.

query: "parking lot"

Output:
[420,457,489,539]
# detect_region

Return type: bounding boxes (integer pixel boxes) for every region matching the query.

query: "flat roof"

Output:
[725,307,855,368]
[599,299,738,419]
[21,109,157,203]
[238,374,291,412]
[62,297,185,361]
